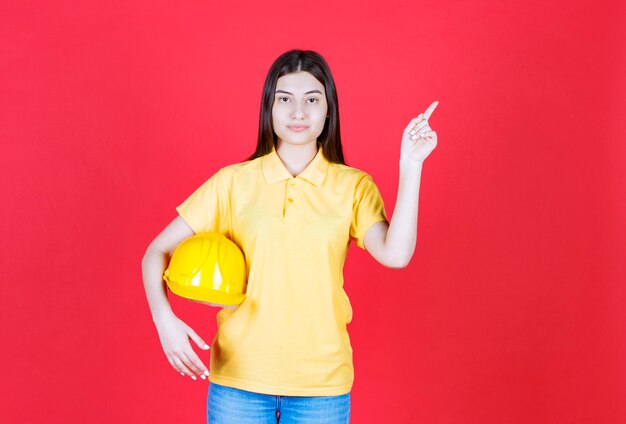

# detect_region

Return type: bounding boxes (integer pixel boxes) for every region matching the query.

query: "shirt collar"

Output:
[262,143,329,187]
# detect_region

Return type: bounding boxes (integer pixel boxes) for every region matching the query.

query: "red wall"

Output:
[1,0,624,423]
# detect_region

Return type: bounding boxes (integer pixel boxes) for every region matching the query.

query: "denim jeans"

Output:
[207,381,351,424]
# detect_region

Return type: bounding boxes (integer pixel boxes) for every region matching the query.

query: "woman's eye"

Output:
[276,96,319,104]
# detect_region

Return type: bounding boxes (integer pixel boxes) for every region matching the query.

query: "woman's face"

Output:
[272,71,328,148]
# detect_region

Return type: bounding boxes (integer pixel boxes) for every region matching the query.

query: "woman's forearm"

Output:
[384,100,438,267]
[141,247,177,326]
[384,164,422,267]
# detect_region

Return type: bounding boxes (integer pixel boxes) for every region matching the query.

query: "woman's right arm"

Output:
[141,215,211,381]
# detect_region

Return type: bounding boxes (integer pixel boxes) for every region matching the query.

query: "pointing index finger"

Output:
[423,101,439,120]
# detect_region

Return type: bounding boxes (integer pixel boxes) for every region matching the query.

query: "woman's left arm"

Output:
[364,101,439,268]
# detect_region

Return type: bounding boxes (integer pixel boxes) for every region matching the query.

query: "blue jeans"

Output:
[207,382,351,424]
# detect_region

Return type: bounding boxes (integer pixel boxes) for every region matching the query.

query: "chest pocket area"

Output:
[298,214,350,247]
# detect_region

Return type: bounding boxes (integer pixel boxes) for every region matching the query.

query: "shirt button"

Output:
[289,181,296,187]
[287,198,293,202]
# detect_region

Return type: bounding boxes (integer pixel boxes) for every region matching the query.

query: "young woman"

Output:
[142,49,438,424]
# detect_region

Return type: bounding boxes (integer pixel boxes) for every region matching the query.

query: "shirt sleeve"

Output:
[175,167,230,235]
[350,174,388,250]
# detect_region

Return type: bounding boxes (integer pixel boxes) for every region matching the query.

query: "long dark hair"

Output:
[244,49,346,165]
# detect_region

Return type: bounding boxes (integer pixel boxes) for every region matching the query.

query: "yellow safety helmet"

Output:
[163,232,247,307]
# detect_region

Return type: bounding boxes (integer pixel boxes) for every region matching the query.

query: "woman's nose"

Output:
[291,103,305,119]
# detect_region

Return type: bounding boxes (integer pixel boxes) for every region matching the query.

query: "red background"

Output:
[1,0,624,423]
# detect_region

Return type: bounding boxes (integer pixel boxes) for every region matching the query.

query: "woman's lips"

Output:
[287,125,309,132]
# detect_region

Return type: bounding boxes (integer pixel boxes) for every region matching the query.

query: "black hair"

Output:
[244,49,346,165]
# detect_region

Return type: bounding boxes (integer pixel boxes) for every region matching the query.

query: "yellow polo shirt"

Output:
[175,143,388,396]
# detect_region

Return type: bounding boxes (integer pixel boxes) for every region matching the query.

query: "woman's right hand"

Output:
[155,314,211,381]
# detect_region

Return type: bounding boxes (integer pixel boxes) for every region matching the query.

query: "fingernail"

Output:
[204,370,210,376]
[410,129,416,135]
[203,344,210,349]
[200,374,206,379]
[180,372,185,376]
[191,375,197,380]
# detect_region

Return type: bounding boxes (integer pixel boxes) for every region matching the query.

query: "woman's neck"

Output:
[275,141,319,177]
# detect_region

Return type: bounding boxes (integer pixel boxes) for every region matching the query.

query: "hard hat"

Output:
[163,232,247,307]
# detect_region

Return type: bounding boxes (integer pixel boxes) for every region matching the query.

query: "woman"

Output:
[142,49,438,424]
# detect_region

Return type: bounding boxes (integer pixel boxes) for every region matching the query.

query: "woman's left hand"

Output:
[400,100,439,170]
